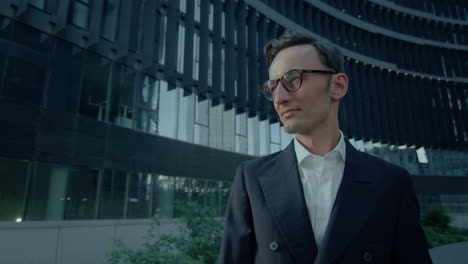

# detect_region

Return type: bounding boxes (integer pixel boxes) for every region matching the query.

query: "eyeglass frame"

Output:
[260,69,338,101]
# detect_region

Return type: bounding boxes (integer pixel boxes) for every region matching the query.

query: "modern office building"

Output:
[0,0,467,263]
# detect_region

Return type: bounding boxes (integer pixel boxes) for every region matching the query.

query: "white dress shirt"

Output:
[294,131,346,250]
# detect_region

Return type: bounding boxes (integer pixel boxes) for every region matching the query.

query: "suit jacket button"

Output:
[363,251,373,262]
[269,241,279,251]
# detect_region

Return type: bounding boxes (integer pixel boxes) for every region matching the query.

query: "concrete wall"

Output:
[0,219,179,264]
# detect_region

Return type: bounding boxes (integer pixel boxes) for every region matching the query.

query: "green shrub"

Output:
[107,202,223,264]
[423,207,450,228]
[422,207,468,248]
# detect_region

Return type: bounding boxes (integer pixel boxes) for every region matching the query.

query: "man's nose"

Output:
[273,83,291,104]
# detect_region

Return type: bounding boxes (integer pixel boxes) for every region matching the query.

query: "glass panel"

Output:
[270,143,280,153]
[209,102,223,149]
[64,168,99,220]
[25,163,68,221]
[193,32,200,80]
[135,76,159,134]
[158,175,174,218]
[190,178,205,206]
[177,25,185,74]
[270,122,280,143]
[235,112,247,136]
[127,173,152,219]
[235,135,247,154]
[194,124,209,146]
[177,89,195,142]
[29,0,46,9]
[99,171,126,219]
[205,180,219,210]
[109,64,136,128]
[158,15,167,64]
[219,181,231,217]
[0,158,29,222]
[158,81,178,138]
[47,39,83,113]
[222,107,235,152]
[174,177,191,217]
[0,23,49,106]
[79,52,111,121]
[70,1,90,29]
[248,116,259,156]
[195,96,209,126]
[3,56,45,106]
[259,120,270,155]
[101,0,120,41]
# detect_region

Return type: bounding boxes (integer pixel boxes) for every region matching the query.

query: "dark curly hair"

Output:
[263,30,344,73]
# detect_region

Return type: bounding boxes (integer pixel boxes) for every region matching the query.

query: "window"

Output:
[0,23,48,106]
[219,181,231,216]
[64,168,99,220]
[259,119,270,155]
[270,122,280,153]
[29,0,46,9]
[193,32,200,80]
[0,158,29,222]
[209,101,223,149]
[98,170,126,219]
[79,52,111,121]
[222,107,235,152]
[101,0,120,41]
[157,175,175,218]
[109,65,136,129]
[194,96,209,146]
[135,76,159,134]
[177,25,185,74]
[248,115,259,155]
[158,81,178,138]
[25,163,68,221]
[158,15,167,65]
[69,0,90,29]
[235,112,247,154]
[177,89,195,142]
[127,173,153,219]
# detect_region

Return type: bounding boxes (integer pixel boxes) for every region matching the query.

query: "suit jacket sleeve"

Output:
[391,169,433,263]
[217,162,256,264]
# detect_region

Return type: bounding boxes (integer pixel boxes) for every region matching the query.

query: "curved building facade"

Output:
[0,0,467,263]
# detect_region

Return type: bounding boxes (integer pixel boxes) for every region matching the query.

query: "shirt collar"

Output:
[294,130,346,164]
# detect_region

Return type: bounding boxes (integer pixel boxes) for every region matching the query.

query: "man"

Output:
[217,31,432,264]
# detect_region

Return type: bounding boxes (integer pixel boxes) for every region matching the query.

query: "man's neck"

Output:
[295,128,341,157]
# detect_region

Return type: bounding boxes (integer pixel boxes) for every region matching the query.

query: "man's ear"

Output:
[330,73,348,101]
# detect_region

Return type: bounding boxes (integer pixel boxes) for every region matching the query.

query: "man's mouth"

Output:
[281,109,299,118]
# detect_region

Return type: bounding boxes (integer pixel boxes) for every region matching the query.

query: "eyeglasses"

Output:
[260,69,337,101]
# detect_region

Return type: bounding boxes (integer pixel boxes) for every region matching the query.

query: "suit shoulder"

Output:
[356,150,410,183]
[239,151,280,173]
[359,151,406,172]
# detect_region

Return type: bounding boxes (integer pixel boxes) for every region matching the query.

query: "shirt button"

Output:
[269,241,279,251]
[363,251,373,262]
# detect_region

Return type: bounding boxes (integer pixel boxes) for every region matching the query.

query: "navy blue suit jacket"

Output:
[218,139,432,264]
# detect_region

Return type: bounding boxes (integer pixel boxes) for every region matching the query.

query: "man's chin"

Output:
[282,122,298,134]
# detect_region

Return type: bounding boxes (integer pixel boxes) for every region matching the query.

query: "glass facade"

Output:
[0,0,466,224]
[0,157,232,221]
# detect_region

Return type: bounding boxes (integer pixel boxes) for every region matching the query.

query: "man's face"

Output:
[268,45,335,135]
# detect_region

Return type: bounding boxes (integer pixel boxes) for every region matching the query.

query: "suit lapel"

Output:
[258,142,318,263]
[315,140,375,264]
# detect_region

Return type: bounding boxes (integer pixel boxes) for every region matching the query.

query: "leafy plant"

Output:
[423,207,450,228]
[422,207,468,248]
[107,202,223,264]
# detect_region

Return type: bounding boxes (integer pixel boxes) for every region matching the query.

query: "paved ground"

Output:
[429,241,468,264]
